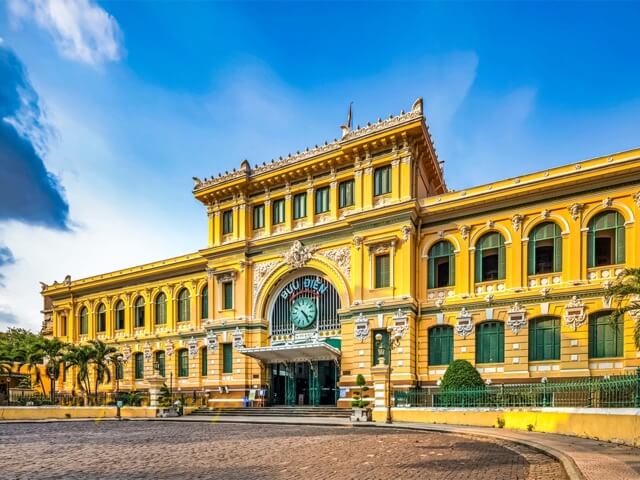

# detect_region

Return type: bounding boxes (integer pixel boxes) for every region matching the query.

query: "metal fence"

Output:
[393,370,640,409]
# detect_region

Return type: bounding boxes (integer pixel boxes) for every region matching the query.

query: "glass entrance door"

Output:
[269,361,338,406]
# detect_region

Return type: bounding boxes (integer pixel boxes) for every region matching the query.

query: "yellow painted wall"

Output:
[372,407,640,447]
[0,406,158,421]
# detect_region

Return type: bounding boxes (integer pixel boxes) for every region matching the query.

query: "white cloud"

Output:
[8,0,123,66]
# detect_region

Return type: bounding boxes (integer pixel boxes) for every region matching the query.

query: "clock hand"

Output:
[300,310,309,320]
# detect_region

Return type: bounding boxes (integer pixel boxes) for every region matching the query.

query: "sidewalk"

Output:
[355,422,640,480]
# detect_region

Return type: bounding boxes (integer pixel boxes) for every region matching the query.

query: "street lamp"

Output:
[376,327,403,424]
[42,355,55,403]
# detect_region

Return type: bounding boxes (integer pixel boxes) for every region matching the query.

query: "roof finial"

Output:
[340,101,353,138]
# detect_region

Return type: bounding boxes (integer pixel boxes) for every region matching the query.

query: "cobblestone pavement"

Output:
[0,422,565,480]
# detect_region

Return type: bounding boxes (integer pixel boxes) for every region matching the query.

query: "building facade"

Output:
[41,98,640,407]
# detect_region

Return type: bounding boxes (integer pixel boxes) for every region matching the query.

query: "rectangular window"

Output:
[272,199,285,225]
[222,343,233,374]
[293,193,307,219]
[134,354,144,380]
[374,254,390,288]
[338,180,354,208]
[476,322,505,364]
[372,330,390,366]
[253,204,265,230]
[201,348,208,376]
[222,210,233,235]
[428,326,453,366]
[589,314,623,358]
[60,316,67,336]
[178,350,189,377]
[314,187,330,214]
[115,362,123,380]
[223,281,233,310]
[374,165,391,196]
[529,318,561,361]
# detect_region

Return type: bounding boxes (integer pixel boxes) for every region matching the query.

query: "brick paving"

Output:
[0,422,565,480]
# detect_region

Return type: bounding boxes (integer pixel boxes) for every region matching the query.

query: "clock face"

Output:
[290,296,317,329]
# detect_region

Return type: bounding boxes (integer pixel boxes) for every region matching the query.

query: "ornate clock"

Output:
[290,296,317,329]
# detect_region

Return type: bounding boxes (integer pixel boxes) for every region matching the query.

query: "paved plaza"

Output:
[0,421,565,479]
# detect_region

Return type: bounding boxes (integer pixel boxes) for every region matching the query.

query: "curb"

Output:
[352,423,584,480]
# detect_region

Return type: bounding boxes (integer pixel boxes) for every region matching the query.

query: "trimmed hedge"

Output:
[441,359,484,391]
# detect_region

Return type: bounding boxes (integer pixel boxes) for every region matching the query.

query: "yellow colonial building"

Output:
[41,98,640,407]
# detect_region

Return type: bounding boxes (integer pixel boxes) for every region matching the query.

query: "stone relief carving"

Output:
[206,330,218,351]
[633,192,640,208]
[165,340,175,357]
[253,261,279,297]
[392,309,409,338]
[458,225,470,241]
[602,197,613,208]
[507,302,527,335]
[143,342,152,360]
[401,225,415,242]
[232,327,244,348]
[352,236,363,250]
[564,295,586,330]
[511,214,523,232]
[122,344,131,362]
[320,247,351,279]
[568,203,583,221]
[354,313,370,341]
[455,308,474,337]
[188,337,198,357]
[282,240,317,269]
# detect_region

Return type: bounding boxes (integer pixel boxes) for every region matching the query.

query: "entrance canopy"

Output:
[238,341,341,364]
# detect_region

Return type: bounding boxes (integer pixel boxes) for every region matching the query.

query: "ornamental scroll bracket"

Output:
[354,312,370,341]
[143,341,152,360]
[564,296,586,330]
[507,302,527,335]
[165,340,175,357]
[455,308,474,337]
[392,309,409,338]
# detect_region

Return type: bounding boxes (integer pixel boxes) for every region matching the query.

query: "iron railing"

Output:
[394,370,640,409]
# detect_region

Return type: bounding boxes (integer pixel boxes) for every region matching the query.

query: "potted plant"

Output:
[350,374,372,422]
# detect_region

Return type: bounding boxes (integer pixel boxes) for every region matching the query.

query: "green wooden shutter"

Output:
[223,344,233,373]
[448,251,455,286]
[201,287,208,319]
[616,225,625,264]
[201,348,208,376]
[553,228,563,273]
[587,229,596,268]
[475,249,482,282]
[528,236,536,275]
[428,256,435,289]
[497,243,505,280]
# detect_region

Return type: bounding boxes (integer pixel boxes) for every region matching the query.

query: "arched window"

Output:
[155,293,167,325]
[79,307,88,335]
[200,347,208,376]
[154,351,165,377]
[475,233,505,282]
[134,352,144,379]
[588,211,625,267]
[588,311,623,358]
[96,303,106,332]
[177,349,189,377]
[476,321,504,363]
[528,316,560,361]
[428,241,455,289]
[115,300,125,330]
[177,288,190,322]
[201,286,208,320]
[528,222,562,275]
[428,326,453,366]
[134,297,145,328]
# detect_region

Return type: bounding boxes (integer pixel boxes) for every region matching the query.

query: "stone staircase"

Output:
[189,406,351,418]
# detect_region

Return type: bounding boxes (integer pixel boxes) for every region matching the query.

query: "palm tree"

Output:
[88,340,119,401]
[606,268,640,349]
[64,344,94,402]
[38,338,69,402]
[14,340,46,394]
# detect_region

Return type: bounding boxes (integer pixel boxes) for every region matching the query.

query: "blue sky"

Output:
[0,1,639,331]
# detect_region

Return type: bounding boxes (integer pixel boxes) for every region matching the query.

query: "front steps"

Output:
[189,406,351,418]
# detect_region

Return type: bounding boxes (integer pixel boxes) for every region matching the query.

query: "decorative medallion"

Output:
[602,197,613,208]
[633,192,640,208]
[541,209,550,219]
[401,225,415,242]
[320,247,351,279]
[564,296,586,330]
[143,342,152,360]
[354,313,370,341]
[232,327,244,348]
[206,330,218,351]
[188,336,198,357]
[282,240,317,269]
[455,308,474,337]
[165,340,175,357]
[352,236,363,250]
[507,302,527,335]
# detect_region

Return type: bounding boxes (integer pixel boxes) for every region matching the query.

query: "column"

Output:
[207,206,215,247]
[285,194,293,230]
[213,211,222,246]
[307,188,315,225]
[264,200,272,237]
[238,202,247,240]
[363,167,373,209]
[371,363,391,423]
[391,158,401,201]
[399,154,413,200]
[330,181,338,219]
[207,269,215,321]
[354,169,363,211]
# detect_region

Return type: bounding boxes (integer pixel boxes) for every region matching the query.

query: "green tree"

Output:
[88,340,119,398]
[441,359,484,391]
[606,268,640,349]
[64,344,94,400]
[38,337,69,401]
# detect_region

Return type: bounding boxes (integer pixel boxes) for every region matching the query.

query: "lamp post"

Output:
[43,355,56,404]
[377,327,402,425]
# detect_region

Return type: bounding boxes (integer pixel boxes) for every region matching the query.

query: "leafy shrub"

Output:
[527,423,534,432]
[496,416,505,428]
[441,360,484,390]
[351,374,370,408]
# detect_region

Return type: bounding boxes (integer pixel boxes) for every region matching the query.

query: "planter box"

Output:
[350,407,372,422]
